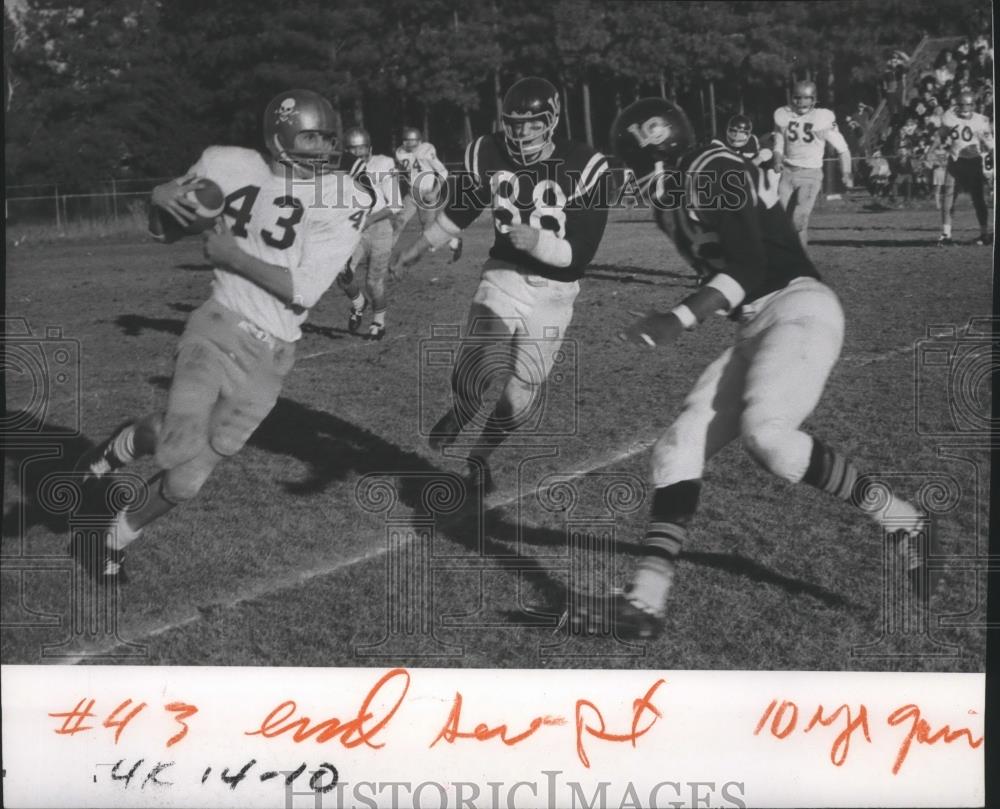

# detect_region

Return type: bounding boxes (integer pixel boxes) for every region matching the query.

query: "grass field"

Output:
[2,195,993,671]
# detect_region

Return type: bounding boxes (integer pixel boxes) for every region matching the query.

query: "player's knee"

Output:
[741,422,800,482]
[649,428,702,487]
[154,414,209,470]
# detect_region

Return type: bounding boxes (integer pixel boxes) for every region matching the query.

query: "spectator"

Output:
[866,149,892,198]
[855,100,875,128]
[881,55,907,116]
[889,146,916,204]
[933,50,956,86]
[970,48,993,83]
[925,136,949,209]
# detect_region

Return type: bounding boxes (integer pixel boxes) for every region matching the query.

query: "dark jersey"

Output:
[654,143,819,307]
[443,134,611,282]
[715,135,761,162]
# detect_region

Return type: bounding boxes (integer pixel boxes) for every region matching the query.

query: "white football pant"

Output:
[650,277,844,488]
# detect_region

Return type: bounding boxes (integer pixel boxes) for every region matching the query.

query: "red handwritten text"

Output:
[755,699,871,766]
[574,678,666,768]
[430,692,566,748]
[246,668,410,750]
[887,704,983,775]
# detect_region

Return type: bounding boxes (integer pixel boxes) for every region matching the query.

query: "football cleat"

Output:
[365,323,386,341]
[937,236,955,247]
[567,588,665,640]
[71,531,128,584]
[428,408,461,451]
[348,306,365,334]
[974,233,993,246]
[74,420,135,484]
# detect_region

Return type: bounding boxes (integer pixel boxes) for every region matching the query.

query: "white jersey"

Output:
[351,153,403,215]
[394,141,447,183]
[189,146,369,342]
[773,106,849,168]
[940,110,993,160]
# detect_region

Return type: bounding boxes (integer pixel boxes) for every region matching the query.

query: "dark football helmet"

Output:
[501,77,561,165]
[792,80,817,115]
[263,89,342,174]
[611,97,695,196]
[401,126,422,152]
[345,126,372,161]
[726,114,753,149]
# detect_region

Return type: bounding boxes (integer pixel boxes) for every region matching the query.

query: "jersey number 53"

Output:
[490,171,567,239]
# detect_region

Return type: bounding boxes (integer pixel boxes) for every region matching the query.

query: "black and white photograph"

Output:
[2,0,993,806]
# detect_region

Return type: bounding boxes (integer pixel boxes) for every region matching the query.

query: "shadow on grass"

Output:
[1,415,94,535]
[685,550,859,611]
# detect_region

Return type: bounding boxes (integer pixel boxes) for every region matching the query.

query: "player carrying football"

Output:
[577,97,925,640]
[937,90,993,246]
[772,80,853,245]
[337,126,404,339]
[74,89,370,581]
[391,77,610,493]
[394,126,462,262]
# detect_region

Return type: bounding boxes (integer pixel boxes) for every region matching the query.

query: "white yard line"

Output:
[63,435,660,662]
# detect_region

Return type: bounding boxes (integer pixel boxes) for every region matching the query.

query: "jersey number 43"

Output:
[223,185,365,249]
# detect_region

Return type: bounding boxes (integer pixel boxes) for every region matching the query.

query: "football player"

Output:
[937,90,993,246]
[772,80,853,245]
[580,97,924,640]
[337,126,403,339]
[390,77,610,493]
[73,89,370,581]
[722,114,761,162]
[394,126,462,262]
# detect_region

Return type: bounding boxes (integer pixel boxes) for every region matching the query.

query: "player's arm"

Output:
[286,206,365,311]
[622,163,761,347]
[424,146,449,180]
[513,152,611,270]
[771,111,785,171]
[392,138,489,272]
[202,218,298,309]
[824,121,854,186]
[150,151,220,240]
[150,174,202,229]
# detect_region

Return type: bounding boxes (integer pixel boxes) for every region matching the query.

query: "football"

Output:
[149,178,225,243]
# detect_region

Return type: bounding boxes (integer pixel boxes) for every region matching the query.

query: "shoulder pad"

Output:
[367,154,395,173]
[774,107,792,126]
[815,108,836,128]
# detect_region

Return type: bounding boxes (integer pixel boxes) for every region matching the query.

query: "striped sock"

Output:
[632,522,685,614]
[372,309,386,327]
[110,425,137,467]
[802,438,858,501]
